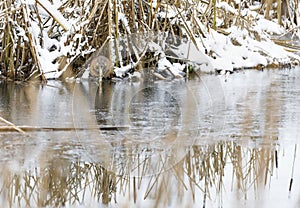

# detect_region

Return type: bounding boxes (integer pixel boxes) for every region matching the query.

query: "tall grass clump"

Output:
[0,0,298,81]
[0,1,45,81]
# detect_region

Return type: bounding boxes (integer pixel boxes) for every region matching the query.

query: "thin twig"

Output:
[0,117,26,134]
[0,125,129,132]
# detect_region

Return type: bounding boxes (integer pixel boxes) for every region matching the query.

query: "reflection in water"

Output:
[1,158,116,207]
[0,142,299,207]
[1,68,300,207]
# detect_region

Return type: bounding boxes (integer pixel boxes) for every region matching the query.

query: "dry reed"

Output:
[0,0,296,81]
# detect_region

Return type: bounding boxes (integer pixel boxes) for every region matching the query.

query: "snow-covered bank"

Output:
[0,0,300,80]
[202,23,300,73]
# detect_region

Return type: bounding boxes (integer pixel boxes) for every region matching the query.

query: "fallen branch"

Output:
[0,117,26,134]
[0,125,130,132]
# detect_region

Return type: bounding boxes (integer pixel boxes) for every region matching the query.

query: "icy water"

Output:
[0,68,300,207]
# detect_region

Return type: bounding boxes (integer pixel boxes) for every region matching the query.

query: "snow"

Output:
[115,65,133,78]
[255,18,284,34]
[5,0,299,80]
[157,57,183,77]
[87,20,300,77]
[193,22,299,74]
[35,0,71,31]
[119,13,131,34]
[217,2,238,15]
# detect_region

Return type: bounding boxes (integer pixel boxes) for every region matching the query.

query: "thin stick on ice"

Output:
[0,117,26,134]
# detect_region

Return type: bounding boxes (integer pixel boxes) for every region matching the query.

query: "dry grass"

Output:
[0,1,43,81]
[0,0,295,81]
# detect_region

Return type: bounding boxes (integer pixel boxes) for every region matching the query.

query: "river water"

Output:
[0,68,300,207]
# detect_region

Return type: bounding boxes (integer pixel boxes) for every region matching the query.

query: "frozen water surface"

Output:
[0,68,300,207]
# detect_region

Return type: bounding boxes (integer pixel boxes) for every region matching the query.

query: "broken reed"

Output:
[1,141,280,207]
[0,0,294,81]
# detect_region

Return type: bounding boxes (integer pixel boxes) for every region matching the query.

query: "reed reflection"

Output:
[1,69,300,207]
[0,142,298,207]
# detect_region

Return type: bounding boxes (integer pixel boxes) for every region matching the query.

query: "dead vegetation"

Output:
[0,0,299,81]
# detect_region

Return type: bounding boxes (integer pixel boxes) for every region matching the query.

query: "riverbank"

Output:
[0,0,299,81]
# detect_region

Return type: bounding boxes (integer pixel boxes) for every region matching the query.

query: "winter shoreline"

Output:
[0,0,299,81]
